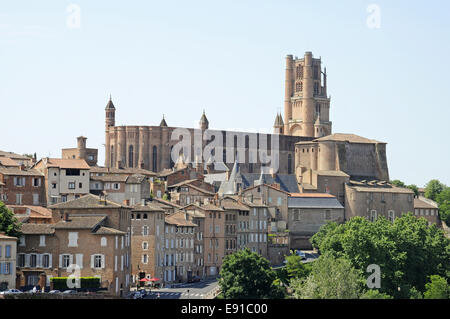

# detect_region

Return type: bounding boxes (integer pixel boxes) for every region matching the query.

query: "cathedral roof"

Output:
[313,133,385,144]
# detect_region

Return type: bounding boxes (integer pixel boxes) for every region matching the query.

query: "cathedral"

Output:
[104,52,332,175]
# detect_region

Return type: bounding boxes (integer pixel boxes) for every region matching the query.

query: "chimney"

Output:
[20,164,26,171]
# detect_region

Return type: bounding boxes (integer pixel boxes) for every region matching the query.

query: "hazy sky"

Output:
[1,0,449,187]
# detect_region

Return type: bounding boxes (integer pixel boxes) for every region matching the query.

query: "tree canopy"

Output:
[290,253,364,299]
[424,179,446,201]
[424,275,449,299]
[0,201,22,238]
[219,248,284,299]
[436,187,450,225]
[310,214,450,298]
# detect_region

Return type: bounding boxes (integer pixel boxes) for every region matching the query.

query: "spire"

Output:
[199,110,209,130]
[254,168,266,186]
[105,95,115,110]
[159,114,168,127]
[273,113,284,127]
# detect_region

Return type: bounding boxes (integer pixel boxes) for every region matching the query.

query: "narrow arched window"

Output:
[128,145,134,168]
[110,145,114,167]
[152,146,158,172]
[287,154,293,175]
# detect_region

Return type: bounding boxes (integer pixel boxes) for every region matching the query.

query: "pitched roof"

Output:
[90,175,128,183]
[132,201,167,212]
[0,150,31,160]
[347,184,414,194]
[220,199,250,211]
[40,158,90,170]
[8,205,52,220]
[288,196,344,209]
[312,133,384,144]
[165,211,197,227]
[53,215,106,230]
[152,198,183,209]
[289,193,336,198]
[94,226,125,235]
[313,170,350,177]
[160,116,168,127]
[0,167,43,177]
[0,157,20,167]
[20,223,55,235]
[414,198,438,209]
[184,203,224,212]
[126,174,147,184]
[0,233,18,240]
[48,194,126,209]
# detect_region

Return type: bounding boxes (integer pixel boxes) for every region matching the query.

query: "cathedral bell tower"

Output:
[283,52,332,137]
[105,96,116,167]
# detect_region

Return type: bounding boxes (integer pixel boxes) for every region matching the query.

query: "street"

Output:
[143,279,219,299]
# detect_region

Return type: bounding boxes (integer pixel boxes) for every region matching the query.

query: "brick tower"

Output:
[276,52,332,138]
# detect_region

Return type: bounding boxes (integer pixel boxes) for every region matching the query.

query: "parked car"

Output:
[62,290,77,294]
[296,250,306,260]
[0,289,23,295]
[188,276,201,283]
[48,290,61,294]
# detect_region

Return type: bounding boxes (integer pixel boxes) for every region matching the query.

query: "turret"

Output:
[105,95,116,129]
[284,55,294,134]
[273,113,284,134]
[199,110,209,130]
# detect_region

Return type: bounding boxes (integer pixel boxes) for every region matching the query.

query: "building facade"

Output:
[0,233,17,291]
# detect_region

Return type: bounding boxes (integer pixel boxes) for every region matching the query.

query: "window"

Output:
[14,177,25,187]
[79,182,83,188]
[33,193,39,205]
[101,237,107,247]
[52,183,57,189]
[18,254,25,267]
[66,169,80,176]
[142,242,148,250]
[16,194,23,205]
[42,254,50,268]
[388,210,395,222]
[5,245,11,258]
[94,255,102,268]
[325,210,331,220]
[62,254,71,268]
[32,178,41,187]
[68,232,78,247]
[128,145,134,168]
[370,210,377,222]
[39,235,46,247]
[68,182,76,189]
[113,183,120,190]
[142,254,148,264]
[143,226,149,236]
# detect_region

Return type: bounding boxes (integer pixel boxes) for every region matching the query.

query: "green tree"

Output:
[219,248,284,299]
[407,184,419,197]
[360,289,393,299]
[424,275,449,299]
[284,254,311,280]
[436,187,450,225]
[311,214,450,298]
[0,201,22,237]
[424,179,446,201]
[290,253,363,299]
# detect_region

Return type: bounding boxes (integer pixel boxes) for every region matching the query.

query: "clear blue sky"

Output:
[1,0,449,187]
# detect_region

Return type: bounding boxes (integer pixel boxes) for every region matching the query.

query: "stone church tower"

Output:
[274,51,332,138]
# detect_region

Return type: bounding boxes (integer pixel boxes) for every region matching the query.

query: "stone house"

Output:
[165,211,197,283]
[33,158,90,205]
[288,193,345,250]
[413,197,441,226]
[16,194,131,296]
[0,166,46,206]
[130,202,166,285]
